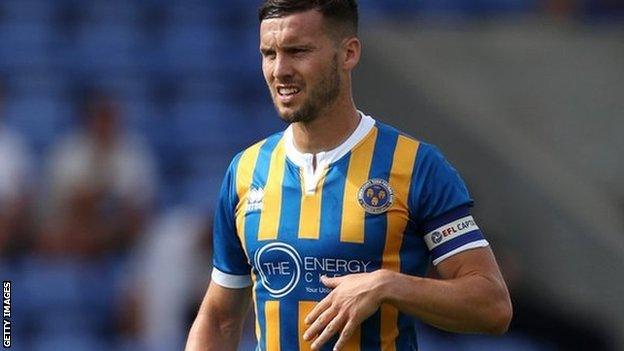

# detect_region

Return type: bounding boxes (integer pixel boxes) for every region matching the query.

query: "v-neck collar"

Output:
[284,111,375,194]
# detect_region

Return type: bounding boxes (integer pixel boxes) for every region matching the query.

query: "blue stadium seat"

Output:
[20,257,116,351]
[4,96,73,155]
[359,0,537,17]
[7,71,71,98]
[0,0,58,23]
[79,0,142,24]
[159,181,185,209]
[181,172,226,211]
[218,0,263,24]
[225,29,264,79]
[357,0,423,18]
[73,23,143,73]
[121,98,165,143]
[242,100,287,137]
[33,336,109,351]
[166,0,233,26]
[173,73,233,102]
[160,24,231,74]
[0,22,55,69]
[88,73,151,101]
[170,100,258,151]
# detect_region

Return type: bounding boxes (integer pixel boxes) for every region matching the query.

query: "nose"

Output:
[273,53,294,81]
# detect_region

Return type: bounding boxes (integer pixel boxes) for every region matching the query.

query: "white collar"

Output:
[284,111,375,168]
[284,112,376,195]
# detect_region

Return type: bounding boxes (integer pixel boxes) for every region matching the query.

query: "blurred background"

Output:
[0,0,622,350]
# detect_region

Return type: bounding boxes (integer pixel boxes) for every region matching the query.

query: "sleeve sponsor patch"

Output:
[424,215,479,249]
[423,215,489,265]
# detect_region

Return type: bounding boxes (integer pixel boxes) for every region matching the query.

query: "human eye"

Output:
[286,47,310,57]
[261,48,276,59]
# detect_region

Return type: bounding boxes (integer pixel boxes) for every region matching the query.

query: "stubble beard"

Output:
[274,55,341,124]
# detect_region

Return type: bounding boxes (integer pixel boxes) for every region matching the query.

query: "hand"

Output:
[303,270,393,350]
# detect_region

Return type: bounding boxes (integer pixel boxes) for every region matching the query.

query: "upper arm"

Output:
[434,246,513,332]
[410,143,488,266]
[200,281,253,323]
[212,155,253,288]
[434,246,505,282]
[407,143,511,329]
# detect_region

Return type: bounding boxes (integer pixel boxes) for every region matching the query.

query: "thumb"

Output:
[320,275,342,288]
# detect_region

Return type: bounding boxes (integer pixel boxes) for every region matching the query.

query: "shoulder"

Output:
[370,120,419,149]
[371,119,462,183]
[370,119,451,167]
[372,119,433,161]
[233,130,285,163]
[226,130,286,179]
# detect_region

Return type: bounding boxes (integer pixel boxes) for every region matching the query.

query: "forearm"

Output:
[379,270,512,334]
[185,284,251,351]
[185,310,242,351]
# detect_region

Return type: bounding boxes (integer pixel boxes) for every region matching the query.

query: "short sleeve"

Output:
[211,154,253,288]
[410,143,489,265]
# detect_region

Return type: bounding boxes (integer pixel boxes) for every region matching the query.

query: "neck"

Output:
[291,95,360,154]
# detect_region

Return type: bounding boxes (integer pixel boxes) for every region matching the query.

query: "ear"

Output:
[341,37,361,71]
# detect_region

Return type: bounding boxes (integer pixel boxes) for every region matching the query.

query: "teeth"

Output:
[278,87,300,96]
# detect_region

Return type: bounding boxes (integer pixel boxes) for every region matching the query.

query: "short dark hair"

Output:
[258,0,358,39]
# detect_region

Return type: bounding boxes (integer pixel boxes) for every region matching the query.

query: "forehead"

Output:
[260,10,328,46]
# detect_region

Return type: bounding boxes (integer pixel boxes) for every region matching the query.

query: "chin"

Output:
[273,101,315,124]
[275,108,296,123]
[272,102,295,120]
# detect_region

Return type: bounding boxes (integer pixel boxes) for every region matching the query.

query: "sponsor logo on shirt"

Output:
[254,242,301,298]
[424,216,479,250]
[254,241,373,298]
[246,187,264,213]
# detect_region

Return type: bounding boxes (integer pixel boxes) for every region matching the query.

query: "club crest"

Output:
[357,178,394,214]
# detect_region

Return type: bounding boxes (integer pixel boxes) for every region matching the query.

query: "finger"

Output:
[304,306,337,341]
[320,275,342,288]
[311,313,347,350]
[305,295,333,325]
[332,318,358,351]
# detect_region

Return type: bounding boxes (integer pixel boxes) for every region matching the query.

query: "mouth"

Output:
[276,85,302,104]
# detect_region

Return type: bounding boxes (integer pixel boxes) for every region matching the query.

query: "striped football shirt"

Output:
[211,113,488,350]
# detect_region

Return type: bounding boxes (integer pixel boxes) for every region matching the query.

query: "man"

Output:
[0,79,34,259]
[43,90,157,254]
[186,1,512,350]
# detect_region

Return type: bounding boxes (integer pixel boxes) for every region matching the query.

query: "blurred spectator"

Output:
[42,90,157,257]
[12,90,160,350]
[0,79,34,260]
[129,208,212,350]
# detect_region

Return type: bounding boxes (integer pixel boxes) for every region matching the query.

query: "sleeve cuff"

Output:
[211,268,253,289]
[432,239,489,265]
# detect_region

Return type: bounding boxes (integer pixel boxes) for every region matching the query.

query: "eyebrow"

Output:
[286,44,316,51]
[260,43,316,53]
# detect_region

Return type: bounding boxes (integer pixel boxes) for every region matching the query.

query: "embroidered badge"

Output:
[357,179,394,214]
